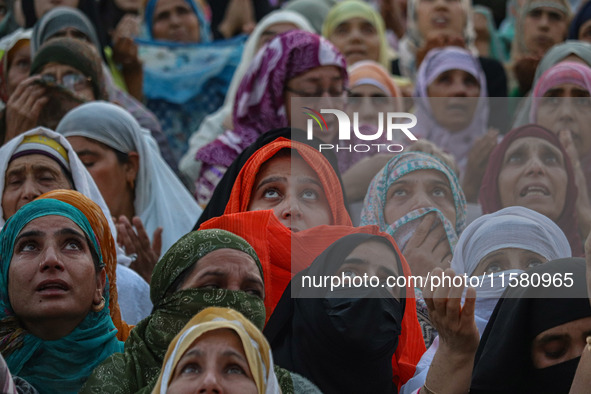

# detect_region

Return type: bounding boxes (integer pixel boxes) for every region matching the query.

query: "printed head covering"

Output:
[31,6,101,55]
[361,151,467,252]
[451,206,571,276]
[29,37,106,100]
[322,0,390,68]
[569,0,591,39]
[413,46,489,171]
[153,307,280,394]
[11,133,70,172]
[398,0,477,78]
[144,0,211,43]
[195,30,347,171]
[512,39,591,127]
[36,189,131,341]
[0,198,122,393]
[0,28,32,103]
[81,229,267,393]
[224,137,352,226]
[529,61,591,121]
[479,124,581,256]
[56,101,203,257]
[471,258,591,393]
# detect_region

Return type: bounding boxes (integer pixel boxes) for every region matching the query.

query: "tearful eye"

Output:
[527,259,544,268]
[262,189,281,199]
[180,363,201,375]
[17,242,37,253]
[301,190,318,200]
[226,365,247,375]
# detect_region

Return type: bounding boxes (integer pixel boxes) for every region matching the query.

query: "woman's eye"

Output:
[543,154,558,164]
[81,161,95,168]
[334,24,350,35]
[180,363,201,375]
[64,240,83,251]
[226,364,246,375]
[361,24,376,35]
[485,263,503,273]
[301,189,318,200]
[392,188,407,197]
[507,153,523,164]
[542,96,560,106]
[574,97,591,107]
[262,188,281,199]
[543,342,567,359]
[464,76,479,87]
[432,188,446,197]
[202,284,221,290]
[527,259,544,268]
[245,288,263,298]
[17,241,37,252]
[342,270,357,278]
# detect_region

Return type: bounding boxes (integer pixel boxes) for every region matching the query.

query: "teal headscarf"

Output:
[0,198,123,394]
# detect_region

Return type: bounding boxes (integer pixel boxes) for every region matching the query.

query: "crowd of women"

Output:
[0,0,591,393]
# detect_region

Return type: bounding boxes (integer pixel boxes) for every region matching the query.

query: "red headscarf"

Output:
[224,137,352,226]
[479,124,582,256]
[199,210,425,389]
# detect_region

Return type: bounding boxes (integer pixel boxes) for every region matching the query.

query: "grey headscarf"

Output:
[56,101,203,257]
[30,6,101,55]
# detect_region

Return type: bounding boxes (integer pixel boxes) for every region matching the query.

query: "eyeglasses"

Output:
[285,86,348,98]
[40,72,92,93]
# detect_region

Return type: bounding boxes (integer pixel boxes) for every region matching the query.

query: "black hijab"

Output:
[471,258,591,394]
[264,233,405,394]
[195,127,347,228]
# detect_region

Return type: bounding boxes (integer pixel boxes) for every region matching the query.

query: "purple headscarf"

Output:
[194,30,347,206]
[413,46,489,174]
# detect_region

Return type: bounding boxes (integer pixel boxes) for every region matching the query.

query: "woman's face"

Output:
[152,0,200,43]
[6,42,31,98]
[167,328,258,394]
[248,153,332,232]
[34,0,79,19]
[2,154,72,220]
[531,316,591,368]
[384,169,457,227]
[67,136,136,219]
[578,19,591,43]
[535,83,591,158]
[348,84,391,126]
[7,215,105,339]
[39,63,95,102]
[497,137,567,222]
[522,4,568,57]
[416,0,466,39]
[179,249,264,299]
[328,17,380,66]
[471,247,547,276]
[336,240,401,299]
[256,22,298,52]
[284,65,345,143]
[427,69,481,132]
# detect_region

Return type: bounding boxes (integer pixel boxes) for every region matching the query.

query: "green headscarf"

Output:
[322,0,391,69]
[80,229,269,394]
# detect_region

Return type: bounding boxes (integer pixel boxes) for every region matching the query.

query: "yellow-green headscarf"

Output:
[152,307,280,394]
[322,0,391,69]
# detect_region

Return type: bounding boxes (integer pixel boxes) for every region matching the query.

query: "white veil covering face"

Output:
[179,9,315,185]
[0,127,151,324]
[56,101,203,257]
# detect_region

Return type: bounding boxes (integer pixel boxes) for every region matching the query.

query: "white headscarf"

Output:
[178,10,314,184]
[451,206,571,276]
[56,101,202,256]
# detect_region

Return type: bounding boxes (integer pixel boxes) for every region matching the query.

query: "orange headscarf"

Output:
[200,210,425,388]
[224,137,352,226]
[36,189,132,341]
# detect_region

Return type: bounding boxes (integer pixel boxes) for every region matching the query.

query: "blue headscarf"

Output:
[0,199,123,394]
[144,0,211,43]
